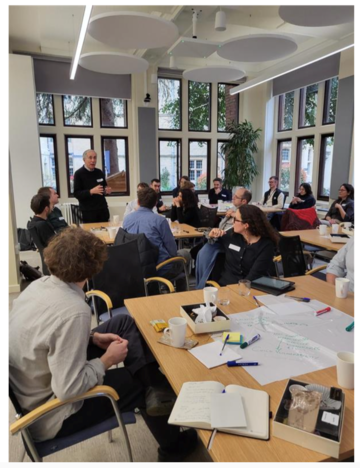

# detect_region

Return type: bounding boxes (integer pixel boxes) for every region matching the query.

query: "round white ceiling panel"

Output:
[79,52,149,74]
[217,34,297,62]
[183,66,246,83]
[279,6,354,27]
[88,11,179,49]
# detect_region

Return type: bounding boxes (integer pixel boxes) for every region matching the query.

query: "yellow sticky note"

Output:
[222,332,243,344]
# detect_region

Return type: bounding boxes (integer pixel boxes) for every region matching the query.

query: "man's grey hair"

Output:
[83,149,96,160]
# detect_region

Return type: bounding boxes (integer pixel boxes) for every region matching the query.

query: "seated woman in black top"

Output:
[208,204,279,286]
[171,188,200,227]
[325,183,354,224]
[289,183,316,210]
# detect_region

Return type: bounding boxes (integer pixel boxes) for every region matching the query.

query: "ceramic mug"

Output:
[335,278,350,298]
[332,224,339,234]
[336,352,354,389]
[203,287,218,305]
[318,225,328,236]
[163,317,187,348]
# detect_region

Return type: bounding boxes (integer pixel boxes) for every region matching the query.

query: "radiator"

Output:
[58,203,76,225]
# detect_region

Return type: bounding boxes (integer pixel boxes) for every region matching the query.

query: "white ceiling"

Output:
[9,5,354,80]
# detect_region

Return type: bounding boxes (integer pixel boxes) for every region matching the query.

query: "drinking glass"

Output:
[238,279,251,296]
[217,288,231,306]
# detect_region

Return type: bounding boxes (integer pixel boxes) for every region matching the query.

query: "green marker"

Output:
[346,321,354,332]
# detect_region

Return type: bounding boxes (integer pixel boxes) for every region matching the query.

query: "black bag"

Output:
[19,261,42,281]
[17,228,36,251]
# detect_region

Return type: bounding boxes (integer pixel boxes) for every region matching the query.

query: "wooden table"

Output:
[280,227,347,252]
[80,222,203,245]
[125,277,354,463]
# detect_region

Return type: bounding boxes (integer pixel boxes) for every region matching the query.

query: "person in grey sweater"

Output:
[9,227,197,462]
[326,237,354,292]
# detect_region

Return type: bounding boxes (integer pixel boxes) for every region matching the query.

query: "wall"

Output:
[9,54,42,227]
[9,161,20,293]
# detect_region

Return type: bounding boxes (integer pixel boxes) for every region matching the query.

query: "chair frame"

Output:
[10,385,133,462]
[156,256,190,291]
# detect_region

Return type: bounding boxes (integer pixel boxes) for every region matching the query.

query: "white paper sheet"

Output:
[188,341,240,369]
[210,394,247,428]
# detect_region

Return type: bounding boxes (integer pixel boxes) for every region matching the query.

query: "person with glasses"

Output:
[324,183,354,224]
[219,188,252,231]
[257,176,284,209]
[206,205,279,286]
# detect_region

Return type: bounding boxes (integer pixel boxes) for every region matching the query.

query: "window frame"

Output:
[217,83,239,133]
[322,78,337,126]
[62,95,93,128]
[295,135,315,195]
[298,86,317,129]
[37,93,56,127]
[188,81,212,133]
[157,76,182,132]
[277,92,294,132]
[158,138,182,195]
[318,133,335,201]
[39,133,60,196]
[100,136,130,197]
[276,138,292,197]
[64,134,94,197]
[188,138,211,193]
[99,98,128,129]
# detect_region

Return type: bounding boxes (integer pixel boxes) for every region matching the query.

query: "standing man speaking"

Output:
[74,149,112,223]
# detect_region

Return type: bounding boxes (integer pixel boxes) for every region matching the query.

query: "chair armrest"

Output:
[273,255,281,263]
[10,386,119,435]
[306,265,327,276]
[145,277,175,293]
[85,290,113,309]
[206,280,221,288]
[156,256,187,270]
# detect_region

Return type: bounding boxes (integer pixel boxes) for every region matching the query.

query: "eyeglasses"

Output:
[339,188,347,192]
[233,194,245,200]
[234,218,245,224]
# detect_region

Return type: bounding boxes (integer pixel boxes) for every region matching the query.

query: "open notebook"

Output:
[168,381,270,440]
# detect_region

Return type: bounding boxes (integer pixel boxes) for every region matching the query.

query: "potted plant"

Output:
[221,120,262,190]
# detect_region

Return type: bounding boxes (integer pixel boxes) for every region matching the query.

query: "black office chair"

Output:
[27,227,50,276]
[70,204,83,226]
[9,383,136,462]
[199,205,218,229]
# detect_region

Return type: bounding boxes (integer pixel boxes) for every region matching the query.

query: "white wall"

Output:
[9,54,42,227]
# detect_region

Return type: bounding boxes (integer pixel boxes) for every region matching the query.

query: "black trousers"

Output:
[82,207,110,224]
[56,315,180,450]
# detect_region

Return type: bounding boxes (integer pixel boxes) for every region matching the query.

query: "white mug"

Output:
[318,225,328,236]
[335,278,350,298]
[336,352,354,389]
[113,215,120,225]
[163,317,187,348]
[203,286,218,305]
[107,227,117,240]
[342,222,352,229]
[332,224,339,234]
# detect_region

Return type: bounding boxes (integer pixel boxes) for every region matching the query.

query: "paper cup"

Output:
[163,317,187,348]
[336,352,354,389]
[335,278,350,298]
[112,215,120,225]
[332,224,339,234]
[203,286,218,304]
[107,227,117,240]
[318,225,327,236]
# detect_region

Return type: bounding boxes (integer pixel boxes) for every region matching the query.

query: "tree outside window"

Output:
[323,77,338,124]
[278,91,294,131]
[159,139,181,192]
[100,99,127,127]
[188,81,211,132]
[101,137,129,195]
[37,93,55,125]
[63,95,92,126]
[158,78,181,130]
[299,84,318,127]
[218,84,239,132]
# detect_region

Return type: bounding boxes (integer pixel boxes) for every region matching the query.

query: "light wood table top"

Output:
[280,227,347,252]
[80,221,203,244]
[125,276,353,463]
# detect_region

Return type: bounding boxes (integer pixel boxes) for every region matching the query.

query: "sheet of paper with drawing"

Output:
[188,341,240,369]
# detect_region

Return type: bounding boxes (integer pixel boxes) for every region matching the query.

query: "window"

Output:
[217,140,228,179]
[39,135,59,194]
[188,140,210,191]
[323,77,339,125]
[278,91,294,131]
[188,81,211,132]
[276,140,292,195]
[217,83,239,132]
[101,137,130,196]
[100,99,127,128]
[158,139,181,193]
[62,95,92,127]
[296,137,315,190]
[65,135,94,196]
[158,77,182,130]
[299,84,318,128]
[318,134,335,200]
[37,93,55,125]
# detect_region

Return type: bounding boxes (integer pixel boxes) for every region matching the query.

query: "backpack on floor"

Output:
[17,228,36,251]
[19,261,42,281]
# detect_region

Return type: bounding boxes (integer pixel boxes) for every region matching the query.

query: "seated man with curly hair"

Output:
[9,227,197,462]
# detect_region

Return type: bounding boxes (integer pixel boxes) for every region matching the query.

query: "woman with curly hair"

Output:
[208,204,279,285]
[171,187,200,227]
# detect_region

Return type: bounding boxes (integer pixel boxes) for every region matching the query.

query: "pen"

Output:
[227,361,259,367]
[253,296,261,307]
[240,333,260,349]
[346,321,354,332]
[220,334,230,355]
[315,306,331,316]
[182,230,189,233]
[284,295,311,303]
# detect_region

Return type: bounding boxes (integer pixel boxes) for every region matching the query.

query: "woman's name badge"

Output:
[97,178,104,183]
[229,244,241,252]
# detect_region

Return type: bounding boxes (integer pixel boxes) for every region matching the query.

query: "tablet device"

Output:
[252,277,293,291]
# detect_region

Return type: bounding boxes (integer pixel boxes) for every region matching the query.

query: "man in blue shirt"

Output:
[123,188,191,291]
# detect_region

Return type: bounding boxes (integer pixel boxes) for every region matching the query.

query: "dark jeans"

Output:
[56,315,180,450]
[82,208,110,223]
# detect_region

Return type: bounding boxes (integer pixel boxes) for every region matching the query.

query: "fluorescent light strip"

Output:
[230,41,354,96]
[70,5,93,80]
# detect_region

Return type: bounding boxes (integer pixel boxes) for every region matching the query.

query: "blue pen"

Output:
[227,361,259,367]
[220,334,230,356]
[253,296,261,307]
[284,295,311,303]
[346,321,354,332]
[240,333,260,349]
